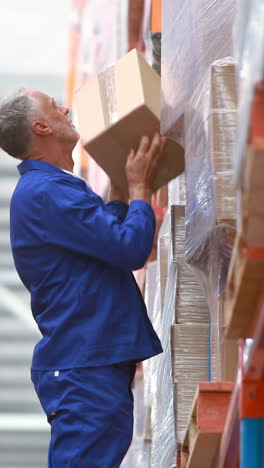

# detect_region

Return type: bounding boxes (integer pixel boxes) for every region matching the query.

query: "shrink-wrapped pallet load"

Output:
[161,0,238,382]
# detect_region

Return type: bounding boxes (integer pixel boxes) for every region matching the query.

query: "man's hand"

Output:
[108,183,129,204]
[125,133,167,204]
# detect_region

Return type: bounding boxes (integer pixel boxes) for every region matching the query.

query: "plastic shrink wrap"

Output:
[161,8,238,381]
[161,7,238,380]
[233,0,264,185]
[143,260,158,409]
[143,213,170,417]
[170,206,209,325]
[161,0,237,144]
[170,207,209,444]
[151,260,177,468]
[185,59,237,263]
[143,212,176,468]
[171,323,209,442]
[171,324,209,385]
[183,58,237,378]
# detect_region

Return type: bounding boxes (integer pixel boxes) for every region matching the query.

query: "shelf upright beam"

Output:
[215,344,243,468]
[240,287,264,468]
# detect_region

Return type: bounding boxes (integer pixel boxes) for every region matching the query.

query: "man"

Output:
[0,88,164,467]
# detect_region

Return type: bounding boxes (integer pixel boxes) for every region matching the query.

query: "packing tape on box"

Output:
[98,66,118,126]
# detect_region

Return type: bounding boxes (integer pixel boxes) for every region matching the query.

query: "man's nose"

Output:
[59,106,69,115]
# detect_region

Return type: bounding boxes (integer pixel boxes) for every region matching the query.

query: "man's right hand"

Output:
[125,133,167,204]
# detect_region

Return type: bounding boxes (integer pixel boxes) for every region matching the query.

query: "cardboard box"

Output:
[75,49,184,196]
[171,324,209,384]
[173,383,198,443]
[159,233,169,311]
[176,263,209,324]
[185,59,237,260]
[170,205,209,324]
[170,205,185,263]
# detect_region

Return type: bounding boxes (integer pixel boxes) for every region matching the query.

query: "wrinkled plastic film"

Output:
[176,264,209,324]
[173,383,198,443]
[98,66,118,126]
[171,205,210,324]
[161,0,237,143]
[151,259,177,468]
[171,198,210,450]
[145,212,177,468]
[168,174,186,207]
[171,324,209,384]
[170,205,185,264]
[143,260,158,409]
[210,299,225,382]
[157,213,170,314]
[183,59,237,380]
[143,213,170,415]
[233,0,264,185]
[185,58,237,263]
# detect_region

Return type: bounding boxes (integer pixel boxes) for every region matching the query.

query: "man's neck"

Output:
[25,148,74,172]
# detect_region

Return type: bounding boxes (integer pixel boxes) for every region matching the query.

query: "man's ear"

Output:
[32,120,53,136]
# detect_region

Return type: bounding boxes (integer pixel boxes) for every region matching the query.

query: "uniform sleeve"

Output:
[42,179,155,271]
[105,201,129,222]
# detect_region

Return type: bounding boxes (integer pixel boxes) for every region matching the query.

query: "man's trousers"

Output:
[31,361,137,467]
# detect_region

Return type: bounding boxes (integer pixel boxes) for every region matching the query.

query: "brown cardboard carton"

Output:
[75,49,184,196]
[173,383,198,443]
[171,324,209,384]
[159,233,169,311]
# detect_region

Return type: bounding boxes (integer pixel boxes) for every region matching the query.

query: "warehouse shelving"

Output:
[179,80,264,468]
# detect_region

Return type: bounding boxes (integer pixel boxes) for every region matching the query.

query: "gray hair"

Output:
[0,88,35,159]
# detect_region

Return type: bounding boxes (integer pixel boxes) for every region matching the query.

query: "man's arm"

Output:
[42,133,165,271]
[42,178,155,271]
[105,183,129,222]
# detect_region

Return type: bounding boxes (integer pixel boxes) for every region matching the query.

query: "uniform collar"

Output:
[17,160,70,176]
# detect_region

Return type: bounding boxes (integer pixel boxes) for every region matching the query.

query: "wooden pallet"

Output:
[239,144,264,247]
[181,382,233,468]
[224,81,264,338]
[224,234,264,338]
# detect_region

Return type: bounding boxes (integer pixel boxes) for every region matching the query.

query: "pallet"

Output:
[224,80,264,339]
[181,382,233,468]
[239,144,264,247]
[224,234,264,338]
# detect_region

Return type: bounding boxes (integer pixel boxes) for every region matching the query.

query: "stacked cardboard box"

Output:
[183,59,238,380]
[148,214,177,468]
[171,324,209,384]
[185,59,237,262]
[170,207,210,444]
[75,48,184,197]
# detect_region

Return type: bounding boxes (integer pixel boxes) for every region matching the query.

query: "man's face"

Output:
[29,90,80,146]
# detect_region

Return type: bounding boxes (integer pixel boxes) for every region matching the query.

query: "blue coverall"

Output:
[10,160,162,467]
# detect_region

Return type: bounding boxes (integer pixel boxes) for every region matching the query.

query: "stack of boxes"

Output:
[184,58,238,380]
[148,212,176,468]
[170,207,209,444]
[142,0,241,465]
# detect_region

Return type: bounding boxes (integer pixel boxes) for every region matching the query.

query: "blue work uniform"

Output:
[10,160,162,467]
